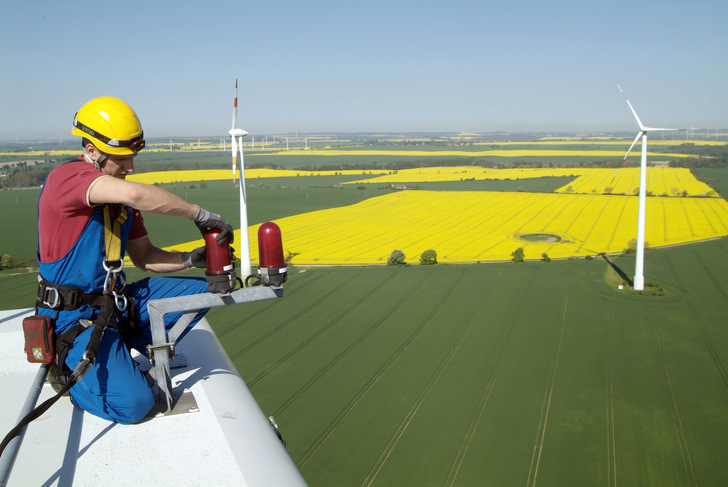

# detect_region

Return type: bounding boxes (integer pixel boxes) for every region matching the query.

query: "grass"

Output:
[2,201,728,485]
[194,238,728,486]
[3,151,728,484]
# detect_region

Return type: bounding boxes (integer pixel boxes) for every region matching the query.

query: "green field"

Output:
[195,239,728,486]
[2,211,728,485]
[2,142,728,485]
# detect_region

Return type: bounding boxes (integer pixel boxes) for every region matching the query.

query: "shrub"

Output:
[511,247,525,263]
[1,254,18,270]
[420,249,437,265]
[541,252,551,262]
[387,250,406,266]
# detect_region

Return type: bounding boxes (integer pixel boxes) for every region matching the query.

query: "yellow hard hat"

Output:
[72,96,145,155]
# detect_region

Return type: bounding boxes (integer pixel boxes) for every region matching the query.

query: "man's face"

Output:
[101,153,135,179]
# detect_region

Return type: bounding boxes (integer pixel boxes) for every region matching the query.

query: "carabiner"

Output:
[103,259,125,293]
[113,290,128,312]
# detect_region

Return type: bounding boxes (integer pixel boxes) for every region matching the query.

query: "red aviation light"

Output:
[204,229,236,293]
[258,222,287,286]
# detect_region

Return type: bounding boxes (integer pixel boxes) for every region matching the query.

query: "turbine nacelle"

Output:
[229,128,248,137]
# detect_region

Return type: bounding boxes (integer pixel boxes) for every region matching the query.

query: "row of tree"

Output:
[387,249,438,266]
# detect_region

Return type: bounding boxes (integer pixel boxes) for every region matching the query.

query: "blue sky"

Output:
[1,0,726,140]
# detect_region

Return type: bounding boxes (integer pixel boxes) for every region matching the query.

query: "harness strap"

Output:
[36,276,105,312]
[54,322,89,383]
[103,204,127,266]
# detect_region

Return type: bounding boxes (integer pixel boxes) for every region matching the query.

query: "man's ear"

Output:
[85,142,100,161]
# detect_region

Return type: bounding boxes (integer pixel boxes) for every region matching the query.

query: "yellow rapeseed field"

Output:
[127,168,384,184]
[148,166,727,265]
[555,167,716,197]
[346,166,717,197]
[163,190,728,265]
[280,148,691,159]
[231,191,728,264]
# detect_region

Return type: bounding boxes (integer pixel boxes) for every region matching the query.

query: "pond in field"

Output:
[516,233,562,243]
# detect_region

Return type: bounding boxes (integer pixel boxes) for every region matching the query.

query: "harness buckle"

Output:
[41,287,61,309]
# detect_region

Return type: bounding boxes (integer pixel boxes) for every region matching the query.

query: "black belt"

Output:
[36,276,106,311]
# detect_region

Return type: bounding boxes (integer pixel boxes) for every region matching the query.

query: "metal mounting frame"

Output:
[147,285,282,412]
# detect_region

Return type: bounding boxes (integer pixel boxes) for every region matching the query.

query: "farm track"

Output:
[678,199,696,236]
[526,289,569,487]
[603,297,618,487]
[513,196,561,235]
[361,269,500,487]
[296,269,442,467]
[436,197,516,259]
[231,271,363,362]
[648,306,699,486]
[246,271,392,386]
[472,196,545,259]
[441,193,541,259]
[576,196,611,253]
[269,269,420,417]
[705,201,728,233]
[605,196,630,251]
[215,270,329,338]
[693,250,728,303]
[695,201,718,235]
[444,267,538,486]
[537,192,580,233]
[665,255,728,390]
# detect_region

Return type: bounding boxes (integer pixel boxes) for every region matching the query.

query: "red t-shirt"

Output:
[38,157,148,262]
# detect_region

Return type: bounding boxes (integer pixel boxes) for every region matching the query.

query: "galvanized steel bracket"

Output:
[147,286,283,412]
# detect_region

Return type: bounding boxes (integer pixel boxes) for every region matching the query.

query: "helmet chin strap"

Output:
[83,148,107,170]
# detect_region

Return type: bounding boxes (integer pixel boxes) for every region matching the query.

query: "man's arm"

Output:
[88,175,198,218]
[89,175,233,244]
[126,236,188,273]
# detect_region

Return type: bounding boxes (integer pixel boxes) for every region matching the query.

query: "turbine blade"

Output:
[611,131,642,184]
[617,84,645,131]
[644,127,680,132]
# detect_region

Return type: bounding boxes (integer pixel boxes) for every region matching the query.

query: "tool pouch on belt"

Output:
[22,315,55,364]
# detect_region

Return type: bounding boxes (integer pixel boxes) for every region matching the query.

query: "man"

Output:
[36,96,232,423]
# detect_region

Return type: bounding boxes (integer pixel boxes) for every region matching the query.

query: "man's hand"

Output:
[193,206,234,243]
[181,246,207,269]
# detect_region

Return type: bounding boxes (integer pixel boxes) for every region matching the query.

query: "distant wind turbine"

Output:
[229,78,252,280]
[614,84,680,291]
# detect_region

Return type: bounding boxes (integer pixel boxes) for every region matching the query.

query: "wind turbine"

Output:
[229,78,252,280]
[614,84,679,290]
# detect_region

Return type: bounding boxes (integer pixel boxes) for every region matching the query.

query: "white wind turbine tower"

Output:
[614,84,679,290]
[229,78,252,280]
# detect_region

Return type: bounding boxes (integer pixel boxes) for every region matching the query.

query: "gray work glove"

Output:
[193,205,234,243]
[181,246,207,269]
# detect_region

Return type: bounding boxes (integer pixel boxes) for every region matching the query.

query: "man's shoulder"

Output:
[46,157,102,189]
[50,156,97,176]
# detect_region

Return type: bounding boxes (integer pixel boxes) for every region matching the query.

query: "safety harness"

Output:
[1,204,138,456]
[39,204,139,382]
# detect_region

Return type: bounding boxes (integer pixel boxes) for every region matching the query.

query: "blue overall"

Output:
[38,204,209,424]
